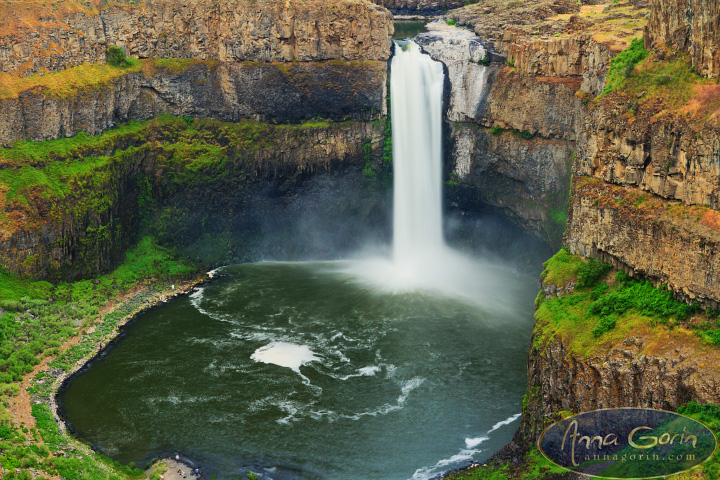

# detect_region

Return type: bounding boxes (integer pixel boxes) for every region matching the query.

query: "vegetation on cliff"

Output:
[0,236,199,480]
[536,248,712,356]
[0,114,382,280]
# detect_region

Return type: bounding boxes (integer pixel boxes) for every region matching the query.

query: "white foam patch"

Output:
[410,449,479,480]
[488,413,521,433]
[251,342,319,375]
[465,436,489,449]
[337,365,382,381]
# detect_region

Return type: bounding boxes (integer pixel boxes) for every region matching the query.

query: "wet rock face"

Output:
[646,0,720,78]
[415,23,497,122]
[449,125,573,248]
[419,24,578,248]
[1,0,394,76]
[0,61,387,144]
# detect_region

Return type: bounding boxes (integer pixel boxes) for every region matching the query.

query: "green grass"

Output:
[0,236,196,387]
[443,447,565,479]
[0,235,198,480]
[540,247,583,286]
[602,37,649,95]
[0,115,347,206]
[537,249,701,356]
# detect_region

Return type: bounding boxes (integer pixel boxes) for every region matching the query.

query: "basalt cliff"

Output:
[0,0,394,282]
[2,0,720,479]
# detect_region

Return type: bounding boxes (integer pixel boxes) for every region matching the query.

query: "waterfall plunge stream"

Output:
[392,41,445,265]
[346,41,516,312]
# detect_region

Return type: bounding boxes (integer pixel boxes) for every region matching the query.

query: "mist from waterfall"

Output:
[343,40,522,312]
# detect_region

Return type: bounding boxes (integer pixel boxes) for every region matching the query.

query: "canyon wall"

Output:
[0,119,388,281]
[0,0,393,77]
[372,0,465,13]
[0,0,393,281]
[0,60,387,144]
[518,267,720,448]
[646,0,720,78]
[507,0,720,465]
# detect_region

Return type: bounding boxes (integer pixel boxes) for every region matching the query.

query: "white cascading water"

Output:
[343,40,520,312]
[391,41,446,266]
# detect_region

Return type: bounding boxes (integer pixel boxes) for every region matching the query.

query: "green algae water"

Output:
[58,260,538,480]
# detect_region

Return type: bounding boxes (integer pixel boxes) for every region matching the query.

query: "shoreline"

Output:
[25,272,211,475]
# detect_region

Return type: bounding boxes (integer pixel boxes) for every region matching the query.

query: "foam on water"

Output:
[409,412,521,480]
[488,413,521,433]
[250,342,320,375]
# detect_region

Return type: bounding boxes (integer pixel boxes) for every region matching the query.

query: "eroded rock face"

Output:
[646,0,720,78]
[0,0,394,76]
[415,22,496,122]
[577,97,720,209]
[372,0,465,13]
[520,332,720,446]
[515,265,720,448]
[0,60,387,144]
[0,120,387,280]
[501,31,613,95]
[565,178,720,307]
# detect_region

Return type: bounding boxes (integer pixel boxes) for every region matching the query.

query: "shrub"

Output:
[106,46,131,68]
[446,19,456,26]
[489,125,503,135]
[577,258,612,288]
[602,38,649,94]
[592,314,617,337]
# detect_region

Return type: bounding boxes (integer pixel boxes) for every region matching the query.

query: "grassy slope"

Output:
[0,236,199,480]
[597,36,720,126]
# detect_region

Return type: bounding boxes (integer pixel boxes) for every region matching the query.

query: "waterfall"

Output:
[391,41,446,267]
[343,40,517,312]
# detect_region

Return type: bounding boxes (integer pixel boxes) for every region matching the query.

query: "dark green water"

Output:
[59,260,537,480]
[392,21,429,40]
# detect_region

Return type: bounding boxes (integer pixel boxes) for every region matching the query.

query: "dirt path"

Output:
[10,329,85,431]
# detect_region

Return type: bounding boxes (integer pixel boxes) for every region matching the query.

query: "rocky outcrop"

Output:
[565,177,720,307]
[0,0,393,77]
[416,23,498,123]
[483,70,582,141]
[519,328,720,446]
[577,93,720,209]
[0,60,387,144]
[450,125,573,247]
[501,31,613,95]
[372,0,465,13]
[646,0,720,78]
